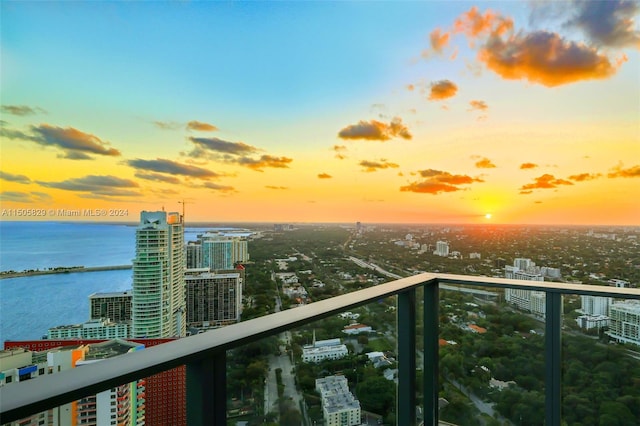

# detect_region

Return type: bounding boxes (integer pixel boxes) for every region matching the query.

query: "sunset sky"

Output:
[1,1,639,225]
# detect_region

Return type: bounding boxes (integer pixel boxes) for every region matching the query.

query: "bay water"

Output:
[0,222,137,343]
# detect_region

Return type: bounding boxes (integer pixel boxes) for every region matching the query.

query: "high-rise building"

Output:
[198,233,249,270]
[185,267,244,329]
[513,258,534,271]
[185,241,202,269]
[89,291,132,323]
[505,259,545,317]
[607,300,640,346]
[202,239,234,270]
[433,241,449,257]
[580,295,611,316]
[132,211,186,339]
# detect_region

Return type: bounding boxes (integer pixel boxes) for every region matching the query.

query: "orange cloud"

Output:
[0,191,52,203]
[568,172,602,181]
[318,173,332,179]
[473,157,496,168]
[607,164,640,178]
[265,185,288,190]
[453,6,514,38]
[37,175,141,197]
[520,162,538,169]
[359,159,400,172]
[338,117,412,141]
[237,155,293,172]
[186,120,218,132]
[520,174,574,192]
[135,172,181,184]
[400,169,484,195]
[428,80,458,101]
[202,182,235,192]
[469,100,488,111]
[128,158,222,180]
[333,145,348,160]
[406,84,415,91]
[479,31,622,87]
[430,28,450,53]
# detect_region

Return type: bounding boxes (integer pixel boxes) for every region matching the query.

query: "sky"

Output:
[1,1,639,225]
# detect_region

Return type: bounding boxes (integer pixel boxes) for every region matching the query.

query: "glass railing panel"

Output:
[438,285,545,425]
[561,292,640,425]
[283,298,397,426]
[226,336,279,424]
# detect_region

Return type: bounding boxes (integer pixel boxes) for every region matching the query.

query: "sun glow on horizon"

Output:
[485,213,492,219]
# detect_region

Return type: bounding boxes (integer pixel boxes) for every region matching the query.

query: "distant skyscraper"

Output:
[505,259,545,317]
[581,295,611,316]
[185,267,244,329]
[202,239,233,270]
[185,241,203,269]
[132,211,186,338]
[433,241,449,257]
[199,233,248,270]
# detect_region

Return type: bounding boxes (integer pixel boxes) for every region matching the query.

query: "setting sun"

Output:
[485,213,492,219]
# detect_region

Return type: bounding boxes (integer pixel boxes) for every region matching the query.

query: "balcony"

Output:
[2,273,640,425]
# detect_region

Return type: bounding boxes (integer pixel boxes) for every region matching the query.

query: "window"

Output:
[5,376,12,383]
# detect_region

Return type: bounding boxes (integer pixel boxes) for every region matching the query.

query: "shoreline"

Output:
[0,265,132,280]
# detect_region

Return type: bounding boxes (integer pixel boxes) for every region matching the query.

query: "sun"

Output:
[485,213,492,219]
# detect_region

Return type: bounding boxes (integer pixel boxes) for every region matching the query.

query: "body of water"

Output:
[0,221,136,343]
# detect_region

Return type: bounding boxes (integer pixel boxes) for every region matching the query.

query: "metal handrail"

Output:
[1,273,639,424]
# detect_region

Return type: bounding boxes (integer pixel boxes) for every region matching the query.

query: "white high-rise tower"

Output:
[132,211,186,338]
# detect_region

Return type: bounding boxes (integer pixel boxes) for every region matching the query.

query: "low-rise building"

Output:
[47,318,129,340]
[342,323,373,335]
[302,339,348,363]
[316,375,361,426]
[576,314,610,330]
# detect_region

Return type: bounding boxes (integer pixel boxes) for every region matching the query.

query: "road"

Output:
[264,283,305,422]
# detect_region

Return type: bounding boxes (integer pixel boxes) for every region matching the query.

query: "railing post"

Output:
[186,351,226,425]
[423,281,439,426]
[398,289,416,426]
[545,292,562,426]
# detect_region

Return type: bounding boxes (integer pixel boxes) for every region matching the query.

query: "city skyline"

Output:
[1,1,639,225]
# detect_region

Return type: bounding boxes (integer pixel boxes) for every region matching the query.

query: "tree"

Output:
[355,376,395,413]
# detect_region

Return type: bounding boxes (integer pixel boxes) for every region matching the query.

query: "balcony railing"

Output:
[2,273,640,425]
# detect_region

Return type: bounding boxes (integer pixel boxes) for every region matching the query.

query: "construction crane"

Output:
[178,200,192,224]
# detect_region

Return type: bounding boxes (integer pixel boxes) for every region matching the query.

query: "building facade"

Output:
[132,211,186,338]
[89,291,132,323]
[433,241,449,257]
[302,339,348,363]
[504,259,546,317]
[185,268,243,329]
[607,300,640,346]
[580,295,611,316]
[47,319,129,340]
[315,375,361,426]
